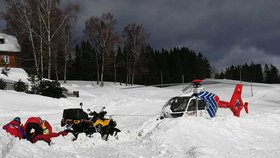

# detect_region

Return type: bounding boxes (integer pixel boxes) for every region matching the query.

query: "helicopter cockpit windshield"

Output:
[161,96,209,118]
[165,97,191,112]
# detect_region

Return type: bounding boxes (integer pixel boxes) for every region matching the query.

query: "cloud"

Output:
[214,46,280,70]
[2,0,280,70]
[67,1,280,62]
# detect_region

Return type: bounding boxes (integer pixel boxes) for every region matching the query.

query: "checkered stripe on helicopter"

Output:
[197,91,219,118]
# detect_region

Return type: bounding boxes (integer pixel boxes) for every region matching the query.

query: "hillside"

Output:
[1,79,280,158]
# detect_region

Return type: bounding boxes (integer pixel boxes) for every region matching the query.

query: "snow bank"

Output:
[0,67,30,84]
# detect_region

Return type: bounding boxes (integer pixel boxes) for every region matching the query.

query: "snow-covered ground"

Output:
[1,78,280,158]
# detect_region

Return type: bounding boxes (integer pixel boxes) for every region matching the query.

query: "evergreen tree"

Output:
[69,39,212,85]
[217,63,279,83]
[269,65,279,83]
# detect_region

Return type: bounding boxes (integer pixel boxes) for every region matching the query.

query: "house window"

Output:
[2,55,9,65]
[0,38,4,44]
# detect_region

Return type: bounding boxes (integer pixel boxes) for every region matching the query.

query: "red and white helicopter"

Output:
[160,79,249,119]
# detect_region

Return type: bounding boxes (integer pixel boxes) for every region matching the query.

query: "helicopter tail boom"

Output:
[218,84,249,117]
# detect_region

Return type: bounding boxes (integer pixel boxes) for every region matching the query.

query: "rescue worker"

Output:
[41,119,52,135]
[23,117,43,142]
[32,118,68,145]
[2,117,25,139]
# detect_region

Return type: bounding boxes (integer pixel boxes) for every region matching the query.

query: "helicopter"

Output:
[159,79,249,119]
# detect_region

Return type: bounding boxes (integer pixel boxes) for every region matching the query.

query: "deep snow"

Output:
[1,79,280,158]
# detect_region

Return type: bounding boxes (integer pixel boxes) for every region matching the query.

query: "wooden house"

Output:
[0,33,21,67]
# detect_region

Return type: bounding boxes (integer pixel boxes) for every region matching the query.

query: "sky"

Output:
[1,0,280,70]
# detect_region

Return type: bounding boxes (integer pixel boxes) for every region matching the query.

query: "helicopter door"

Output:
[185,99,196,116]
[185,98,207,117]
[169,97,189,118]
[198,99,207,110]
[197,99,207,117]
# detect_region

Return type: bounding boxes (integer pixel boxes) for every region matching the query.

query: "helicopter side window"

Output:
[198,100,207,110]
[170,97,189,112]
[187,99,196,112]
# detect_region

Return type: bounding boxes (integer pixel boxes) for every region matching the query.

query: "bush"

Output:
[14,80,26,92]
[27,74,41,94]
[38,80,66,98]
[0,79,7,90]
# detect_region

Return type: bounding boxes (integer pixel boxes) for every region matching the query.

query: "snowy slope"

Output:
[1,79,280,158]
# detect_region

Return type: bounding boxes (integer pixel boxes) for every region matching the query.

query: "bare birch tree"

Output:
[63,27,69,83]
[36,0,75,79]
[3,0,39,72]
[84,13,118,87]
[123,24,148,86]
[2,0,79,79]
[62,5,78,83]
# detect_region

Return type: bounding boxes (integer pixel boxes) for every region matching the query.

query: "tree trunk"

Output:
[126,53,131,86]
[55,54,59,81]
[126,61,129,86]
[131,60,136,86]
[95,50,100,85]
[29,29,39,73]
[63,28,68,83]
[40,41,44,77]
[161,70,163,88]
[114,63,117,84]
[64,56,67,83]
[119,75,122,85]
[39,12,44,77]
[21,0,39,73]
[47,5,52,79]
[100,52,105,87]
[47,38,52,79]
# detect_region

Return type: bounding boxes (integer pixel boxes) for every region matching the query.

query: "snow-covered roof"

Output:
[0,33,21,52]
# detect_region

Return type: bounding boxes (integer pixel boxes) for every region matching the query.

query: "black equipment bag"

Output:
[63,108,88,120]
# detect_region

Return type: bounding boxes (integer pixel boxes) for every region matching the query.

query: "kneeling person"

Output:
[2,117,25,139]
[24,117,43,142]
